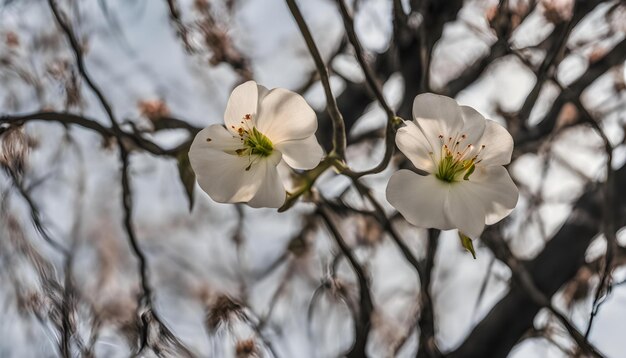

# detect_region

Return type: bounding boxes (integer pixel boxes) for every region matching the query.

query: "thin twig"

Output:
[285,0,347,159]
[0,112,174,156]
[318,203,373,358]
[5,169,68,254]
[351,178,425,278]
[573,100,616,340]
[47,1,191,354]
[335,0,400,177]
[483,231,605,358]
[47,0,119,131]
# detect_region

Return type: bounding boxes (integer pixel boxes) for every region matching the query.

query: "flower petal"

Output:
[189,134,266,204]
[256,88,317,142]
[386,170,454,230]
[459,106,487,145]
[192,124,241,153]
[466,166,519,225]
[248,152,286,208]
[412,93,464,149]
[274,135,324,170]
[395,121,437,173]
[224,81,269,133]
[476,120,514,166]
[445,183,487,238]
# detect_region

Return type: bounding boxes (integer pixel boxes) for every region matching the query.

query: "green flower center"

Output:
[432,134,484,183]
[436,153,476,182]
[236,127,273,158]
[229,114,274,171]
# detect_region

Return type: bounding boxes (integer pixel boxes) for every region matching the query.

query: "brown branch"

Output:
[46,1,191,354]
[482,230,605,358]
[346,178,443,357]
[0,111,175,156]
[47,0,119,131]
[335,0,399,177]
[449,161,626,357]
[515,38,626,151]
[318,203,374,358]
[351,179,425,278]
[1,111,113,137]
[285,0,347,159]
[165,0,194,53]
[516,0,608,122]
[440,38,510,97]
[574,100,617,339]
[336,0,394,119]
[416,229,441,358]
[3,169,68,254]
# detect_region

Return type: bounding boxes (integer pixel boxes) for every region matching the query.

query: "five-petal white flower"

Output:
[189,81,324,208]
[386,93,519,237]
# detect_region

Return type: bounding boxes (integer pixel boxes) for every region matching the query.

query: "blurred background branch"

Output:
[0,0,625,357]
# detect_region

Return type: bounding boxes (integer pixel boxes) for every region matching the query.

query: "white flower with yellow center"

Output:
[189,81,324,208]
[386,93,519,237]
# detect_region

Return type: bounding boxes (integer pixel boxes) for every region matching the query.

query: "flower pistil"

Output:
[230,114,274,170]
[432,134,485,182]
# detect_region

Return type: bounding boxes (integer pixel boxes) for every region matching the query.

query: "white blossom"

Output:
[189,81,324,208]
[386,93,519,237]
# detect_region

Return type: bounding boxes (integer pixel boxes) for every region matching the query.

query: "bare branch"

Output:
[318,203,374,358]
[285,0,347,159]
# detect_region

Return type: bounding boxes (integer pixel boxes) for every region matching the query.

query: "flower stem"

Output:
[278,155,337,212]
